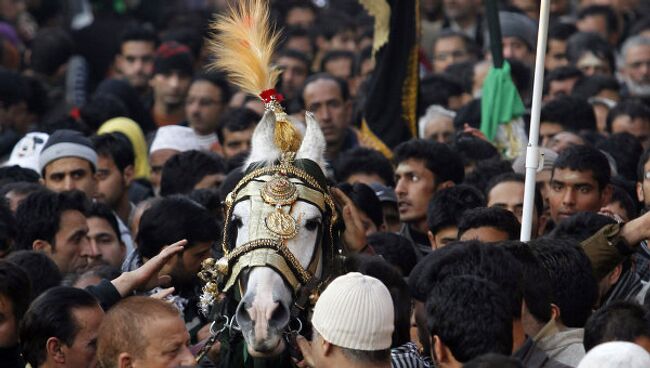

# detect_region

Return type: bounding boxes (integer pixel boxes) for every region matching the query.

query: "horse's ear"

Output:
[296,112,327,171]
[245,111,280,169]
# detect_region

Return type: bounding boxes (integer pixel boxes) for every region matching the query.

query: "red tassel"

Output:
[260,89,284,103]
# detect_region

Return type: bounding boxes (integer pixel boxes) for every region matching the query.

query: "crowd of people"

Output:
[1,0,650,367]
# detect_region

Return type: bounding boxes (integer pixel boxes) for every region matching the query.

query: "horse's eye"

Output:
[231,215,243,229]
[304,218,322,231]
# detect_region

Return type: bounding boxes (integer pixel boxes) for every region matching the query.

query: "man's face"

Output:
[329,31,356,52]
[222,126,254,159]
[194,173,225,191]
[511,0,539,20]
[0,293,17,347]
[382,202,401,233]
[43,158,97,199]
[286,36,314,58]
[62,306,104,368]
[637,159,650,209]
[577,52,611,76]
[134,314,195,368]
[116,41,156,90]
[548,168,607,223]
[149,149,179,194]
[540,122,564,147]
[285,7,315,28]
[488,180,540,233]
[277,56,309,100]
[51,210,97,274]
[186,81,224,136]
[395,159,436,229]
[545,39,568,71]
[429,225,458,250]
[548,131,585,153]
[503,36,533,65]
[459,226,511,242]
[547,77,580,101]
[345,173,386,186]
[165,241,212,288]
[87,217,126,269]
[95,155,130,208]
[610,115,650,148]
[424,116,455,144]
[323,57,353,81]
[433,36,470,72]
[303,79,350,150]
[150,71,192,108]
[443,0,476,21]
[622,44,650,93]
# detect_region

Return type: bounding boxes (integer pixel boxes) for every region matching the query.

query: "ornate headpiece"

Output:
[198,0,339,316]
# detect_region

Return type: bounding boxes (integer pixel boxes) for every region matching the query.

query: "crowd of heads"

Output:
[0,0,649,367]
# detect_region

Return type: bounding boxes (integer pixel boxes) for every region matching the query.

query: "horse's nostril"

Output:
[236,300,253,326]
[268,302,290,330]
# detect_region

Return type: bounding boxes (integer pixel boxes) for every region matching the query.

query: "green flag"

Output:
[480,61,526,141]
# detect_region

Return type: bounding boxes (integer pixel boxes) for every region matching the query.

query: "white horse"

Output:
[215,110,337,358]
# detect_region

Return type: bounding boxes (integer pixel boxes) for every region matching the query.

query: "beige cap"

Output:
[312,272,394,351]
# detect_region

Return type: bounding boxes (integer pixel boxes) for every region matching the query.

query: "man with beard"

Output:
[620,36,650,98]
[133,196,219,342]
[185,73,231,149]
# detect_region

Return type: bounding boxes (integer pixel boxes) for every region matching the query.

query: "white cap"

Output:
[4,132,49,173]
[312,272,394,351]
[150,126,203,154]
[577,342,650,368]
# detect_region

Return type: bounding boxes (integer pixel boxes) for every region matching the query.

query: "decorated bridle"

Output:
[197,147,339,315]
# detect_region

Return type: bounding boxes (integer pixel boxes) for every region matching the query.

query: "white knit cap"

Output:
[312,272,394,351]
[149,125,203,154]
[577,342,650,368]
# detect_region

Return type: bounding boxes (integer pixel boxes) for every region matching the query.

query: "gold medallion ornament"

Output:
[261,176,298,206]
[265,210,299,240]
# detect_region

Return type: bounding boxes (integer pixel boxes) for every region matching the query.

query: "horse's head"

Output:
[200,111,338,357]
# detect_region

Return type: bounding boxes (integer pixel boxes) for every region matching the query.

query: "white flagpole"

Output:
[520,0,551,242]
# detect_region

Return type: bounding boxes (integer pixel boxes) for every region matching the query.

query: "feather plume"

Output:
[207,0,280,95]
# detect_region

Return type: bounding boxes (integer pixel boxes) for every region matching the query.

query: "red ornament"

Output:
[260,89,284,103]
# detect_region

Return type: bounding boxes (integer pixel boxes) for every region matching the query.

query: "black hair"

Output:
[0,166,39,187]
[553,144,611,190]
[432,29,479,60]
[606,99,650,133]
[463,353,525,368]
[463,158,514,194]
[486,173,543,216]
[540,95,597,132]
[312,9,355,41]
[418,74,464,115]
[19,286,99,368]
[29,28,75,76]
[299,73,350,106]
[507,58,532,98]
[282,0,318,24]
[427,185,485,236]
[444,61,476,94]
[583,301,650,352]
[0,182,43,203]
[160,27,202,59]
[160,150,225,196]
[566,32,616,73]
[629,17,650,37]
[528,237,599,327]
[543,66,583,96]
[394,140,465,185]
[276,48,311,70]
[550,211,616,243]
[216,107,261,143]
[453,98,481,129]
[355,46,373,76]
[79,94,130,132]
[334,147,395,187]
[0,199,15,251]
[193,72,233,104]
[87,201,121,241]
[345,255,411,347]
[136,195,219,259]
[426,275,513,362]
[452,133,500,168]
[320,50,355,77]
[188,188,222,217]
[548,22,577,42]
[63,264,122,287]
[0,260,31,323]
[457,207,521,241]
[6,250,63,300]
[119,23,158,48]
[596,133,642,182]
[366,232,418,277]
[499,241,553,324]
[91,132,135,172]
[571,75,620,100]
[15,190,89,251]
[278,26,314,55]
[409,240,523,321]
[577,6,619,37]
[336,183,383,228]
[0,68,27,107]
